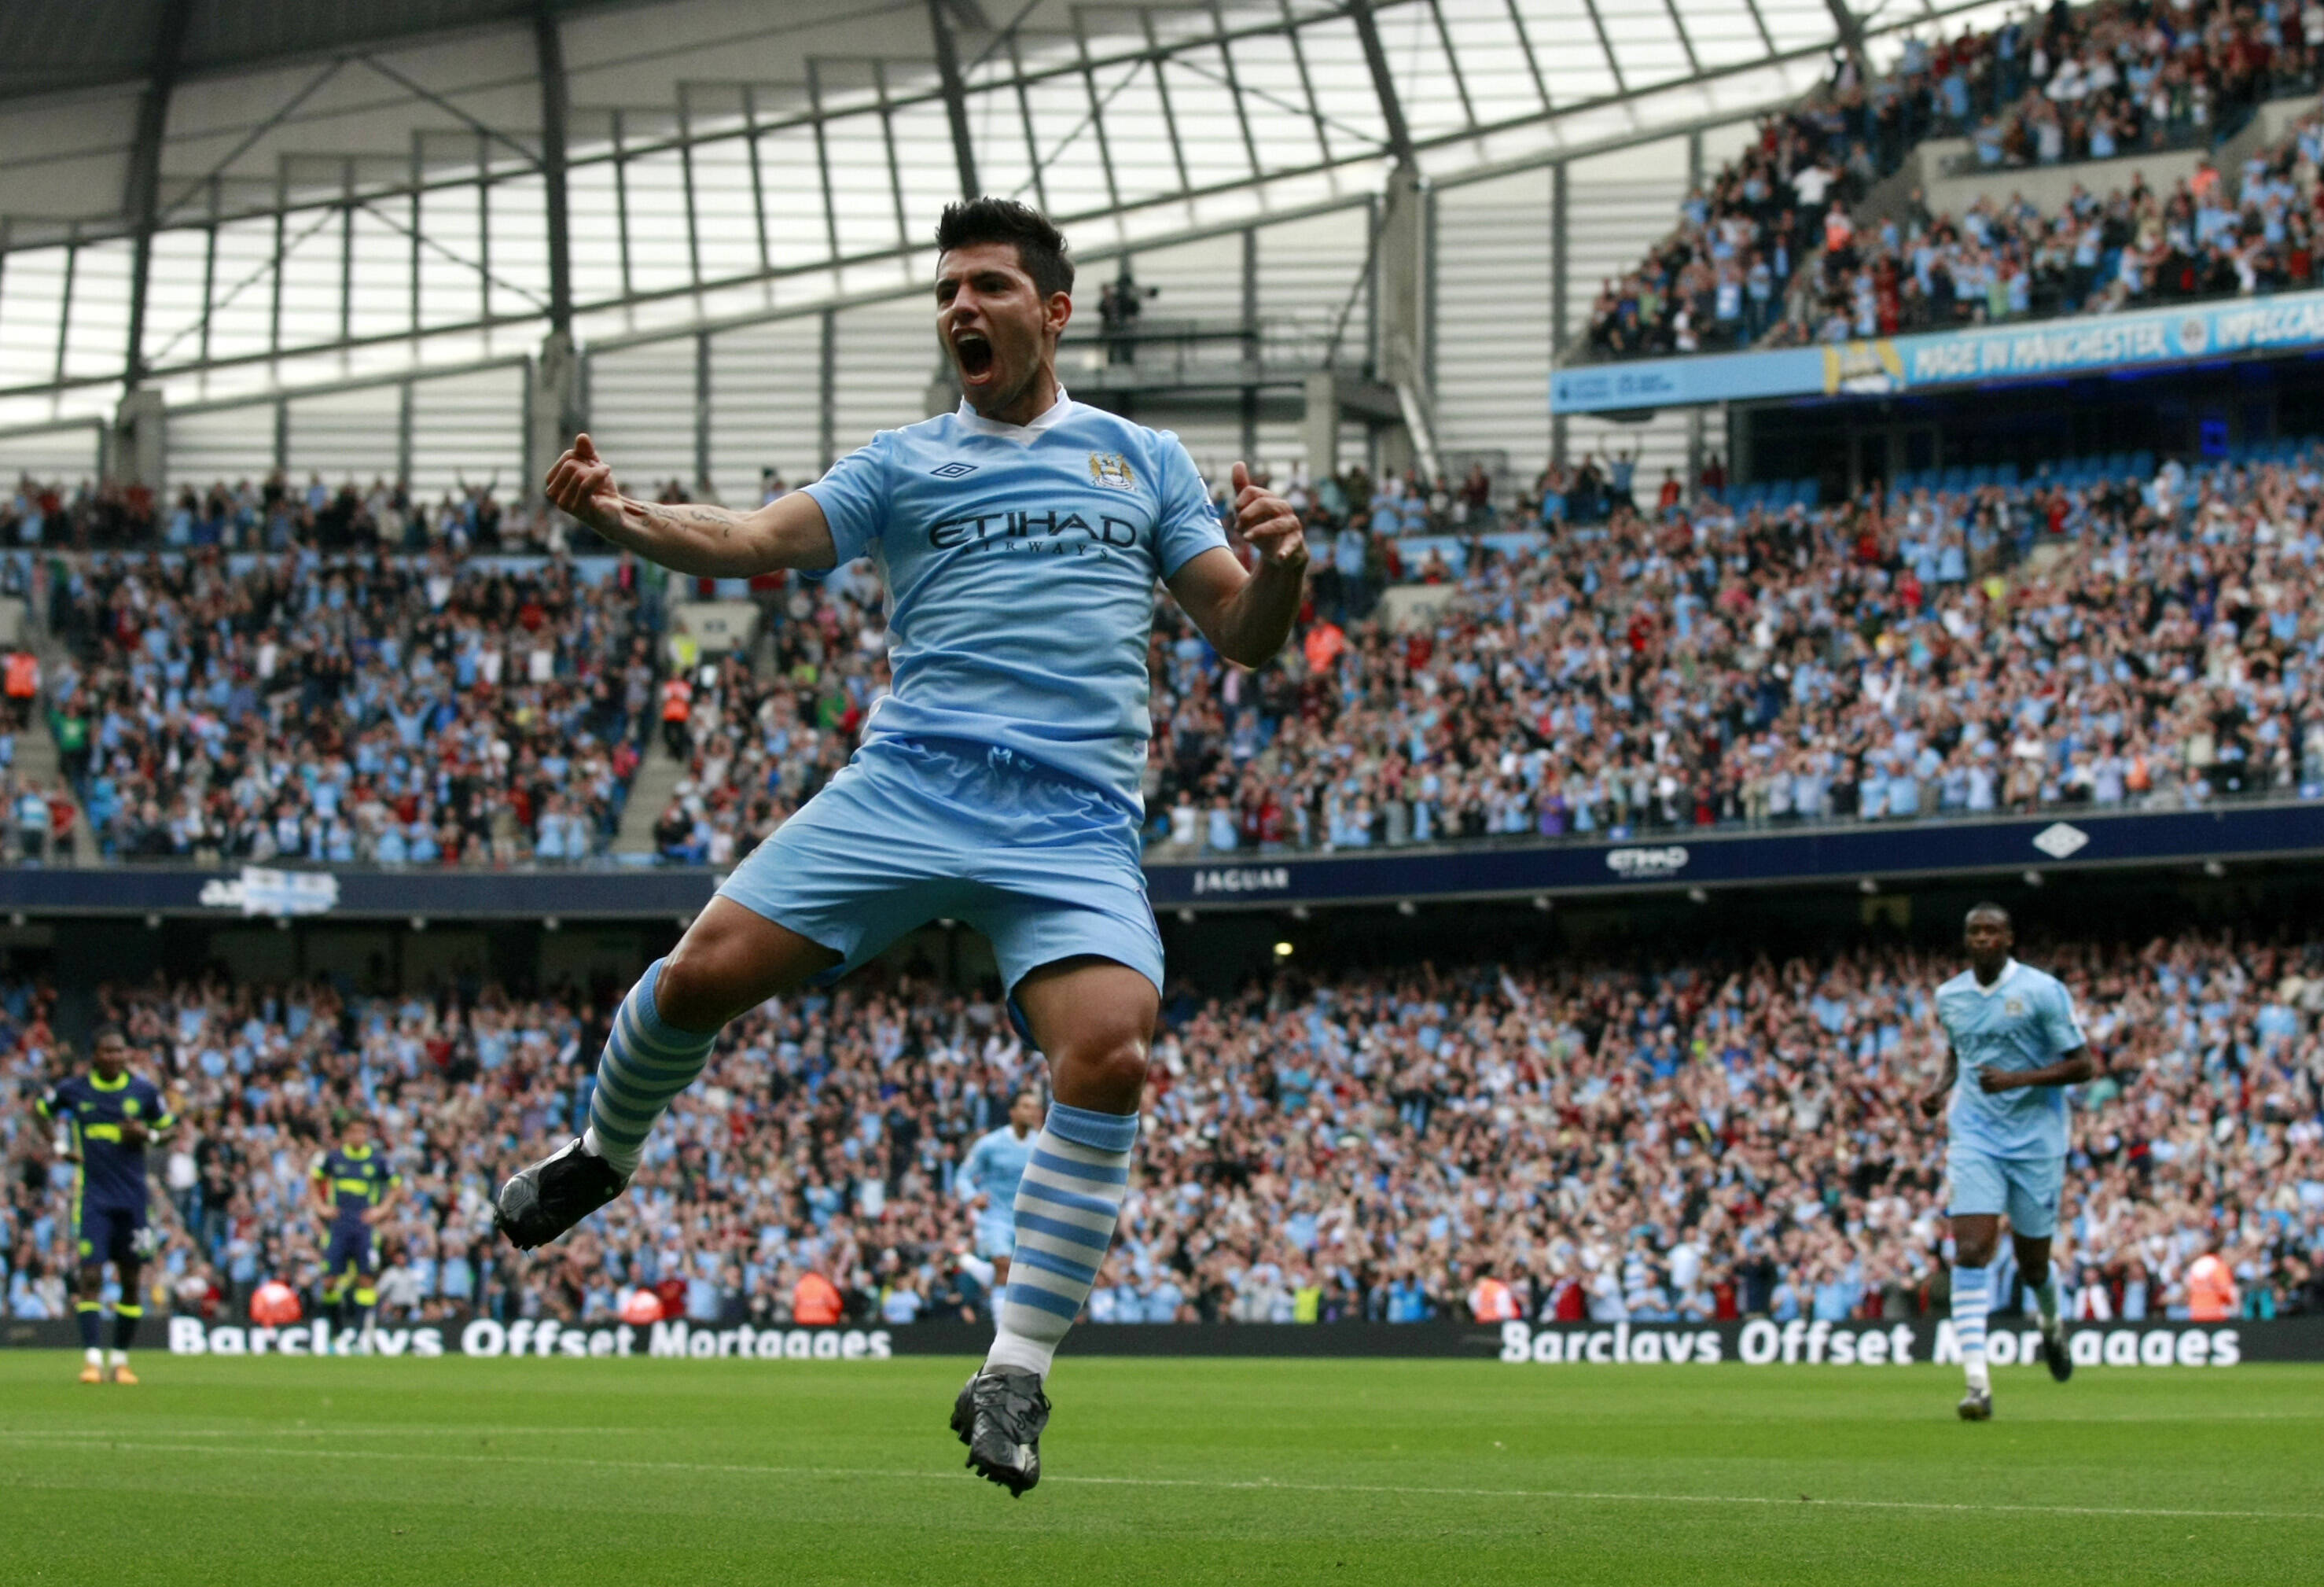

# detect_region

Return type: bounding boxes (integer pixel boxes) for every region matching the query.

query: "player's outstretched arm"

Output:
[543,433,839,577]
[1168,462,1309,669]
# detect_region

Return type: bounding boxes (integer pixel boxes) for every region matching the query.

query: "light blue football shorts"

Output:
[715,735,1164,1031]
[1944,1146,2065,1239]
[973,1213,1017,1260]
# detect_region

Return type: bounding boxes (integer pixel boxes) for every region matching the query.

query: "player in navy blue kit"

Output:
[39,1025,175,1383]
[497,197,1307,1494]
[310,1112,403,1353]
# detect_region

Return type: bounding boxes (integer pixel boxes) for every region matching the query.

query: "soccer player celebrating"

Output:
[956,1091,1044,1287]
[1921,904,2094,1419]
[38,1025,175,1383]
[310,1111,403,1353]
[496,197,1306,1495]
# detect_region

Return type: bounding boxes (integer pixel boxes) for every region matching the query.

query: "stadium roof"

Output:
[0,1,653,102]
[0,0,2011,424]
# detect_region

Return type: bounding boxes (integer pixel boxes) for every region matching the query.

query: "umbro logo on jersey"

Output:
[930,462,979,479]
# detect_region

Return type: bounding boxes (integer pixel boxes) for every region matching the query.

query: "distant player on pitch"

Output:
[311,1111,403,1353]
[39,1025,175,1383]
[1921,904,2094,1419]
[495,197,1307,1495]
[956,1091,1043,1287]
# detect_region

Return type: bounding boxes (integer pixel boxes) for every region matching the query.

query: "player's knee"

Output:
[1064,1029,1150,1101]
[654,938,745,1032]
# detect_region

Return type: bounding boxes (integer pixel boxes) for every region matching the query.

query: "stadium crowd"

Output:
[6,471,550,554]
[10,434,2324,867]
[0,926,2316,1333]
[1151,447,2324,853]
[1587,0,2324,359]
[24,548,656,865]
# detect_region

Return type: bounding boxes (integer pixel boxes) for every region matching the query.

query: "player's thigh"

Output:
[324,1225,371,1274]
[1010,952,1161,1111]
[699,750,980,1016]
[75,1206,119,1272]
[969,819,1162,1059]
[659,899,847,1030]
[101,1208,140,1271]
[2002,1155,2065,1240]
[1944,1145,2009,1217]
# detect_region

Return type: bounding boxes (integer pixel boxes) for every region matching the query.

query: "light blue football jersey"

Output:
[803,392,1228,813]
[1934,958,2086,1159]
[957,1123,1038,1211]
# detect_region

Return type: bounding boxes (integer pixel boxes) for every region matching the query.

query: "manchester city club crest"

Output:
[1088,451,1136,490]
[2004,997,2024,1017]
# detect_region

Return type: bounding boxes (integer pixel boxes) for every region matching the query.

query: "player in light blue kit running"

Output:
[1921,904,2095,1421]
[958,1092,1044,1284]
[495,198,1307,1495]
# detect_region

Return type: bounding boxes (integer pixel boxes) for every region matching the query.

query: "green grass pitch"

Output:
[2,1352,2318,1585]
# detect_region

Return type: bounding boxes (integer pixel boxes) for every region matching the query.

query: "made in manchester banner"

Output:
[1549,289,2324,414]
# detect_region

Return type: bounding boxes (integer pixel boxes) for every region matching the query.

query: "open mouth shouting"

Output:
[952,328,997,388]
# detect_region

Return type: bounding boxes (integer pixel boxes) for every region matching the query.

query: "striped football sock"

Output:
[985,1103,1138,1380]
[1952,1264,1991,1391]
[581,959,718,1176]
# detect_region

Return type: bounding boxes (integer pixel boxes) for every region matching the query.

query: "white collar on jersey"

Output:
[954,382,1075,441]
[1969,959,2021,996]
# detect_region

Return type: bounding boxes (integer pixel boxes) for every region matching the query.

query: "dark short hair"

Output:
[1966,902,2012,926]
[92,1023,128,1048]
[936,198,1074,300]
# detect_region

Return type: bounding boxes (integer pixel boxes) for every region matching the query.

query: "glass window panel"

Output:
[140,231,215,374]
[1511,0,1623,101]
[822,115,900,259]
[275,214,348,352]
[889,101,962,252]
[167,402,280,490]
[0,247,69,388]
[348,208,417,343]
[587,340,699,494]
[830,296,937,458]
[617,151,697,296]
[0,424,102,484]
[406,364,525,500]
[417,186,487,330]
[286,383,401,485]
[61,241,131,384]
[489,175,550,322]
[1295,17,1394,147]
[707,314,826,503]
[194,219,283,365]
[754,127,837,273]
[686,136,766,284]
[568,163,629,304]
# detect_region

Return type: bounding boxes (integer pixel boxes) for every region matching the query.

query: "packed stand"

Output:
[0,928,2317,1332]
[1586,0,2322,359]
[644,559,893,867]
[1153,445,2324,853]
[6,471,558,554]
[1780,107,2324,342]
[36,548,655,864]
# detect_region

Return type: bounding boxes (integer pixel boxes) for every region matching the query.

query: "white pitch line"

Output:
[0,1432,2315,1523]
